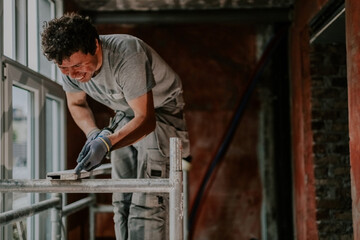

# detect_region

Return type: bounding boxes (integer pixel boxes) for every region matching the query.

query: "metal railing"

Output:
[0,137,184,240]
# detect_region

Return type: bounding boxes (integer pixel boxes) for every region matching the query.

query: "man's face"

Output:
[57,50,100,83]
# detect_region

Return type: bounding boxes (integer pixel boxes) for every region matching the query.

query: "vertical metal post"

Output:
[89,193,96,240]
[169,138,183,240]
[51,193,62,240]
[183,170,189,240]
[0,1,5,239]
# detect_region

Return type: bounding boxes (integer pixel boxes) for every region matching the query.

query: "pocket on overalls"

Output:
[131,149,169,209]
[155,121,190,158]
[146,149,169,179]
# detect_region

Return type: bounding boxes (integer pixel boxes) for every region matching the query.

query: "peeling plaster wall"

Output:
[62,20,264,240]
[62,4,291,240]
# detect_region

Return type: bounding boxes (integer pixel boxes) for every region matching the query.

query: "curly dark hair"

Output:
[41,12,100,64]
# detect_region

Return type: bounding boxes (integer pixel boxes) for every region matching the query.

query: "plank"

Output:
[46,163,112,180]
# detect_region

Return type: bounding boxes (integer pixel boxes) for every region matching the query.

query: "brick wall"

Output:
[310,43,352,239]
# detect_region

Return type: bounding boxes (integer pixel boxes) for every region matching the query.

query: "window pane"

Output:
[46,97,61,173]
[15,0,27,65]
[12,86,32,237]
[27,0,38,71]
[3,0,15,59]
[38,0,54,79]
[12,86,32,191]
[45,97,61,239]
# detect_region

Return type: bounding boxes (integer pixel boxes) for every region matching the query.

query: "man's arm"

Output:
[108,90,156,150]
[66,91,98,136]
[72,90,155,173]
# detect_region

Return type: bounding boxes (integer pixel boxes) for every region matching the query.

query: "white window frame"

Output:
[12,80,39,240]
[3,56,66,240]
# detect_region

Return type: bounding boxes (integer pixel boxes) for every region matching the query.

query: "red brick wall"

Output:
[310,43,352,239]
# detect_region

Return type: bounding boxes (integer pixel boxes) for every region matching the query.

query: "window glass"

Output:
[27,0,39,71]
[12,86,33,238]
[46,97,61,173]
[45,97,61,239]
[38,0,55,79]
[3,0,15,59]
[16,0,27,65]
[12,86,32,200]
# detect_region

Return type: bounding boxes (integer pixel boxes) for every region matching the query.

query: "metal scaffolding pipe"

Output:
[92,204,113,213]
[0,137,184,239]
[183,170,189,240]
[169,138,183,240]
[0,179,172,193]
[62,196,95,217]
[51,193,62,240]
[0,197,60,226]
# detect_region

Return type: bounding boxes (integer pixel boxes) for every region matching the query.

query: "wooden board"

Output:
[46,163,112,180]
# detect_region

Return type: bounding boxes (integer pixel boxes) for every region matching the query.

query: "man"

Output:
[41,12,190,240]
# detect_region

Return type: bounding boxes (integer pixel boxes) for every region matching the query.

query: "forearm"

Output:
[108,90,156,150]
[109,114,155,150]
[68,101,98,136]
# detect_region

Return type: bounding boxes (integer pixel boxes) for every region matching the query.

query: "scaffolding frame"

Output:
[0,138,184,240]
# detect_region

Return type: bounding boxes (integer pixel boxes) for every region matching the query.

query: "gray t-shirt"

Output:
[61,34,183,117]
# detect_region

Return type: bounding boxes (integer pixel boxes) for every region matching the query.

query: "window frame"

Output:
[3,55,66,240]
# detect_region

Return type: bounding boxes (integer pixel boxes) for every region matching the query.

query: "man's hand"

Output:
[75,129,112,174]
[87,128,101,140]
[76,128,101,164]
[76,128,109,164]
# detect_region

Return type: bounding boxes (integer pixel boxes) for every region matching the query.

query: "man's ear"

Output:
[95,39,100,50]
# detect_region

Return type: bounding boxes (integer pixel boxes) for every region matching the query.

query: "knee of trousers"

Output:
[128,192,169,240]
[113,209,128,224]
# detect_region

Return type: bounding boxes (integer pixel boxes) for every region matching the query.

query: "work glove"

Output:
[87,128,101,140]
[76,128,101,164]
[75,128,112,174]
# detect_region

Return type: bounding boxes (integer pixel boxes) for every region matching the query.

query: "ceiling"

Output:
[72,0,294,11]
[69,0,294,24]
